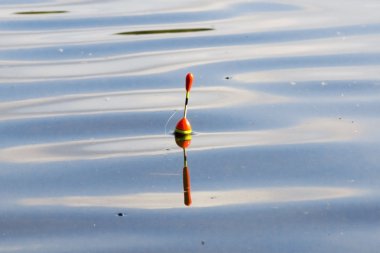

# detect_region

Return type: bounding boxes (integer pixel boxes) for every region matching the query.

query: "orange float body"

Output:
[174,117,192,135]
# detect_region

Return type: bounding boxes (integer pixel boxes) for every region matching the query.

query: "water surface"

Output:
[1,0,380,252]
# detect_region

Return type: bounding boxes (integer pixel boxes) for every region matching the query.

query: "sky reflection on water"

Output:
[20,187,364,209]
[1,0,380,252]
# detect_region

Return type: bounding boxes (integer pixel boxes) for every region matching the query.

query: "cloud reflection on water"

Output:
[19,187,364,209]
[236,65,380,83]
[0,87,283,121]
[2,35,380,81]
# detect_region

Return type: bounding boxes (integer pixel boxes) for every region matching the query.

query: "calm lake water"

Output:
[1,0,380,252]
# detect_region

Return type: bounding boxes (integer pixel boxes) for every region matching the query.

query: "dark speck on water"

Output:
[116,28,213,35]
[14,10,68,15]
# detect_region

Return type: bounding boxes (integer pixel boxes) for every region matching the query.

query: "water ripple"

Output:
[0,2,299,31]
[2,24,380,60]
[2,52,380,82]
[20,187,364,209]
[0,118,359,163]
[1,87,279,121]
[2,1,380,252]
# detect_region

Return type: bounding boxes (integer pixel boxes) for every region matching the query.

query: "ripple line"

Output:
[2,24,380,60]
[19,187,364,209]
[0,87,283,121]
[0,118,360,163]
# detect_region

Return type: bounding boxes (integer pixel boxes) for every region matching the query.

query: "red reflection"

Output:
[183,166,192,206]
[175,134,192,207]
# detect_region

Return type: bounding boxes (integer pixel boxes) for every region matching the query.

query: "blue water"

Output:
[1,0,380,252]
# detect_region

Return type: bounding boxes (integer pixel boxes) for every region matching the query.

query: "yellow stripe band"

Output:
[175,128,192,134]
[175,135,192,141]
[186,92,190,99]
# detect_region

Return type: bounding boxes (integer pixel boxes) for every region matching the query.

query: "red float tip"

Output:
[186,73,193,92]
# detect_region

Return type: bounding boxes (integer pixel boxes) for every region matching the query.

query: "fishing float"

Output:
[174,73,194,206]
[174,73,193,135]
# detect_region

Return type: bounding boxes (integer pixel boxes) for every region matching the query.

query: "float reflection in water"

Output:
[175,133,192,207]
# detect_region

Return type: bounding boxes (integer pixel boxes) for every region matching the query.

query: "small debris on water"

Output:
[201,241,205,245]
[117,212,125,217]
[116,28,213,36]
[15,10,68,15]
[225,76,232,80]
[321,81,328,86]
[58,48,64,53]
[290,81,297,86]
